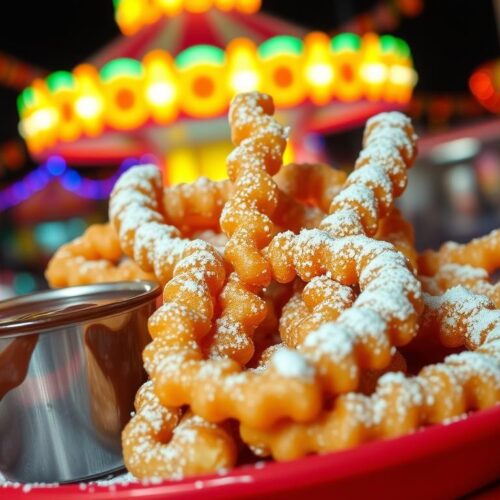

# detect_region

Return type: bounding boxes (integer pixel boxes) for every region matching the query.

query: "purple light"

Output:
[46,156,66,176]
[0,156,145,213]
[61,170,82,191]
[25,169,49,191]
[12,182,30,200]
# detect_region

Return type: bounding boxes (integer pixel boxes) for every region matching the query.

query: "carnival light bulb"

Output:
[227,39,260,94]
[304,32,334,104]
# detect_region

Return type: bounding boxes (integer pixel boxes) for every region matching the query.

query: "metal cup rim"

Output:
[0,280,160,338]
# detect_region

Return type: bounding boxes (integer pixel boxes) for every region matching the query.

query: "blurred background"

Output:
[0,0,499,297]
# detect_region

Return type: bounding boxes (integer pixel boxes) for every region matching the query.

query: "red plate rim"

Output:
[4,405,500,499]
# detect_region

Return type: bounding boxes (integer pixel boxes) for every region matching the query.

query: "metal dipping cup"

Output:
[0,281,160,484]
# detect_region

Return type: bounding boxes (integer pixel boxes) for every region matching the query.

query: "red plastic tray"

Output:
[5,405,500,499]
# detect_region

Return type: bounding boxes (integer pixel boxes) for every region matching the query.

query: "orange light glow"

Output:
[115,0,262,35]
[469,60,500,114]
[158,0,183,16]
[331,34,363,102]
[360,34,387,101]
[144,50,179,123]
[258,37,306,108]
[304,32,335,104]
[74,64,104,137]
[101,60,149,130]
[227,38,260,94]
[18,33,417,156]
[177,48,228,118]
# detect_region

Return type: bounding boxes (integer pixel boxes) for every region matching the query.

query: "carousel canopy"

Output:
[17,0,417,166]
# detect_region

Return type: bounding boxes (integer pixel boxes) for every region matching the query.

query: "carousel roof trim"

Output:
[18,32,417,158]
[114,0,263,36]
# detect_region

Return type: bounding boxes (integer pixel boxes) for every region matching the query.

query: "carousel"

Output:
[17,0,417,186]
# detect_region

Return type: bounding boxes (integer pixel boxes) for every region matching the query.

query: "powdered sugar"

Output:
[271,347,315,380]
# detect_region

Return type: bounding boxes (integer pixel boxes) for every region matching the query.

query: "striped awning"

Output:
[89,9,306,67]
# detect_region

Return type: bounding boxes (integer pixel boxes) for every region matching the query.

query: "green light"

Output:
[176,45,225,69]
[101,58,143,81]
[395,39,410,58]
[381,36,411,58]
[17,87,35,114]
[34,221,68,252]
[13,272,36,295]
[380,35,397,53]
[331,33,361,52]
[47,71,75,93]
[258,36,303,59]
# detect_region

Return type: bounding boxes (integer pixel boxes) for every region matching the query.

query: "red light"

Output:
[469,71,494,100]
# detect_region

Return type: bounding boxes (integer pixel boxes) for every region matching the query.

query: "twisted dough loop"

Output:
[143,260,322,428]
[162,178,232,232]
[419,229,500,276]
[274,162,347,213]
[320,111,417,239]
[111,166,243,478]
[110,165,194,285]
[268,229,423,394]
[221,92,289,286]
[241,286,500,460]
[122,381,236,479]
[45,223,153,287]
[110,164,321,430]
[421,263,500,308]
[207,272,267,365]
[375,208,417,272]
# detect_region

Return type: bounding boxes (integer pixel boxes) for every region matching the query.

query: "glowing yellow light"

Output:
[18,31,417,157]
[117,0,143,35]
[74,64,105,136]
[199,141,233,180]
[31,108,58,131]
[237,0,261,14]
[361,63,387,84]
[214,0,235,10]
[389,65,414,85]
[282,140,295,165]
[101,60,149,130]
[303,32,334,105]
[306,64,334,86]
[26,80,59,151]
[185,0,212,13]
[146,81,176,105]
[359,33,387,101]
[144,50,179,122]
[177,46,228,118]
[167,147,200,184]
[227,38,260,94]
[388,64,416,103]
[158,0,183,15]
[75,96,102,119]
[231,70,259,93]
[258,37,306,108]
[331,34,363,102]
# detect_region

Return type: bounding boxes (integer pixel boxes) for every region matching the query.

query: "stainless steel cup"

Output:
[0,281,160,484]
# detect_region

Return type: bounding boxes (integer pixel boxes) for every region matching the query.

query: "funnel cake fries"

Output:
[43,89,500,480]
[220,92,289,287]
[421,264,500,308]
[419,229,500,276]
[320,112,417,239]
[241,286,499,460]
[122,381,236,479]
[45,223,153,287]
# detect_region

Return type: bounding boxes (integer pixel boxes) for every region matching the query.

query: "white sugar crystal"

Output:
[271,348,314,380]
